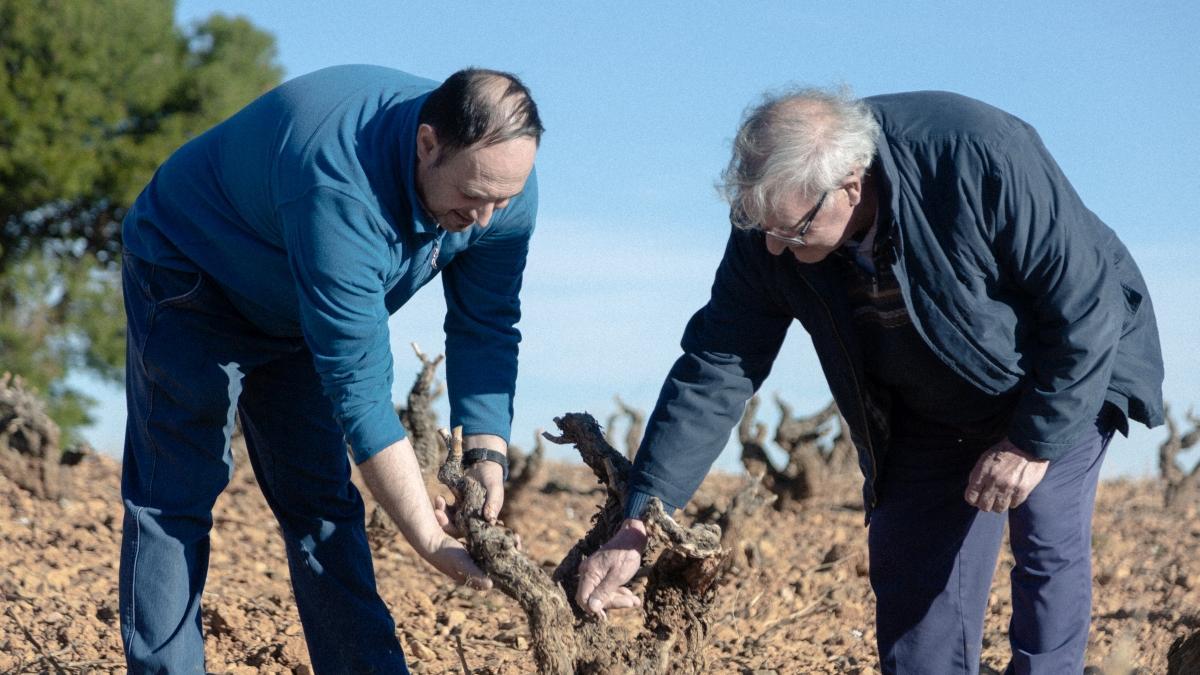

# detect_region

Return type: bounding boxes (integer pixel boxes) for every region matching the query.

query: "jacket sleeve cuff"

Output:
[459,425,512,444]
[450,390,513,445]
[1005,432,1075,462]
[623,489,679,520]
[346,407,408,464]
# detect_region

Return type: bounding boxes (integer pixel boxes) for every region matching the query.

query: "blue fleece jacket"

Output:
[121,65,537,463]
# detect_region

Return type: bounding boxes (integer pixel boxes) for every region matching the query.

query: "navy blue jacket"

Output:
[627,91,1163,518]
[122,65,538,462]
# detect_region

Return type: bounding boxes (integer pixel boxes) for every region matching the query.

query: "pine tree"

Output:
[0,0,283,440]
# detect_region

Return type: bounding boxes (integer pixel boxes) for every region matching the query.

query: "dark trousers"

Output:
[118,254,408,674]
[869,413,1115,674]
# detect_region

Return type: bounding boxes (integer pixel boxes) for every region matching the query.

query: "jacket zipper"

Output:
[796,273,879,515]
[430,229,445,270]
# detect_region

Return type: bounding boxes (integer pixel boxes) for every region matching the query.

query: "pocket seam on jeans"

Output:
[156,270,206,309]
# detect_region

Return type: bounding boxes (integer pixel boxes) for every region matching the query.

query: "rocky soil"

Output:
[2,450,1197,674]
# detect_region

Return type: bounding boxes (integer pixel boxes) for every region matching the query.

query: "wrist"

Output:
[462,433,507,455]
[997,437,1042,462]
[617,518,648,551]
[415,527,451,559]
[621,518,647,535]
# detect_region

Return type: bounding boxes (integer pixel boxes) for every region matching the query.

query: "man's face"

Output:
[760,173,864,263]
[415,124,537,232]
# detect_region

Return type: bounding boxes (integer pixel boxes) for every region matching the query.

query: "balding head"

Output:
[721,86,880,231]
[418,68,544,166]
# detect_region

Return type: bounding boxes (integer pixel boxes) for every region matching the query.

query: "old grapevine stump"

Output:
[0,373,63,499]
[1159,405,1200,510]
[437,413,731,674]
[739,395,856,509]
[398,343,445,474]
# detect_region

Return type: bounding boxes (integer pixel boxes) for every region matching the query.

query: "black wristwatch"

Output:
[462,448,509,481]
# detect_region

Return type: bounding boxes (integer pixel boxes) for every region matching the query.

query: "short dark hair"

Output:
[418,68,544,162]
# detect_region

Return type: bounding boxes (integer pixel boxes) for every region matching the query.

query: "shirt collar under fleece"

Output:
[398,91,439,236]
[840,157,895,275]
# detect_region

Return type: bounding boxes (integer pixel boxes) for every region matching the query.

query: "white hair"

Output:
[719,86,881,229]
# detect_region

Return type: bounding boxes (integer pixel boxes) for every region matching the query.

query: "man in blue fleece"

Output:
[578,88,1163,674]
[119,65,542,673]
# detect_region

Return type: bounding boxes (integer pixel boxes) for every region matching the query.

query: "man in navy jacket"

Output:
[120,65,542,673]
[578,88,1162,674]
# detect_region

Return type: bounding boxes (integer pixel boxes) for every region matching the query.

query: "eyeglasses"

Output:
[730,191,829,245]
[762,191,827,246]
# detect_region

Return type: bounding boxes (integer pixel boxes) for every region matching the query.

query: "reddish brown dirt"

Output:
[1,453,1196,674]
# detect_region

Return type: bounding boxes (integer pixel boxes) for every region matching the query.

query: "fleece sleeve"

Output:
[278,187,406,463]
[439,173,538,443]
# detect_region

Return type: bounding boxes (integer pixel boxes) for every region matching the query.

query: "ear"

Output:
[416,124,440,164]
[843,167,866,208]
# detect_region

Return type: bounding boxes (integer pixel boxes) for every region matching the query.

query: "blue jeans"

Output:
[119,254,408,674]
[869,410,1116,674]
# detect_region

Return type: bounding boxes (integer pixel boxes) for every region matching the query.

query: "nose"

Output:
[473,202,497,227]
[764,236,788,256]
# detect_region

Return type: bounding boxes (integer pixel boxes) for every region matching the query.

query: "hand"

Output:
[576,519,648,620]
[433,494,461,536]
[432,456,505,535]
[964,438,1049,512]
[433,493,523,552]
[466,459,505,523]
[419,533,494,591]
[356,439,492,591]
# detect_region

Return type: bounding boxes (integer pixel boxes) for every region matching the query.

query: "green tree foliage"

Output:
[0,0,283,441]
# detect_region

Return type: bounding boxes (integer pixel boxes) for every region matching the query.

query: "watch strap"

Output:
[462,448,509,481]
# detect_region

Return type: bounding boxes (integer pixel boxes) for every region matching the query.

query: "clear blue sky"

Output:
[82,1,1200,478]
